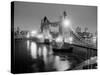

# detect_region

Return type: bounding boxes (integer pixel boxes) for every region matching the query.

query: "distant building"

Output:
[76,26,81,33]
[14,27,29,38]
[20,30,28,38]
[75,26,93,41]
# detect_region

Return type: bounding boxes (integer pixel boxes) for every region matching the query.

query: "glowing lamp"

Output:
[62,19,70,27]
[56,36,63,43]
[31,30,37,36]
[36,34,43,39]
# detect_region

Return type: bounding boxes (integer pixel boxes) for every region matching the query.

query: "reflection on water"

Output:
[15,40,96,73]
[54,56,71,71]
[42,46,48,64]
[26,40,71,71]
[30,42,37,59]
[27,40,30,50]
[38,47,42,57]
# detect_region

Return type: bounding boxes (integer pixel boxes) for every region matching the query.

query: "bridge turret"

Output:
[40,16,50,32]
[63,11,67,19]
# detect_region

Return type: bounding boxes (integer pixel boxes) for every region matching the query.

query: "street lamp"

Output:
[62,18,70,28]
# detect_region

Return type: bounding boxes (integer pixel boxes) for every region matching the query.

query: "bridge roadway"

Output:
[28,35,97,61]
[36,40,97,60]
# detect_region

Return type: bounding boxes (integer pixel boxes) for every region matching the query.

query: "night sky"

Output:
[14,1,97,34]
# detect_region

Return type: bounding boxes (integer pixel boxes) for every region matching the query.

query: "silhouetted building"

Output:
[75,26,93,40]
[76,26,81,33]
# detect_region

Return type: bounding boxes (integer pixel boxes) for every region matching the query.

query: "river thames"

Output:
[13,39,97,73]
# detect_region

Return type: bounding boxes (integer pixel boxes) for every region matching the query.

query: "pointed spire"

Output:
[63,11,67,18]
[43,16,49,23]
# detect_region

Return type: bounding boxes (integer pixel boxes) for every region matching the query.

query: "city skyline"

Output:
[14,2,97,34]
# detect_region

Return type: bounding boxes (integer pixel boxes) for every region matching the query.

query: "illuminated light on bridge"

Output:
[36,34,44,42]
[64,37,73,44]
[36,34,44,39]
[55,36,63,43]
[31,30,38,37]
[92,36,97,43]
[69,37,73,44]
[62,18,71,28]
[44,33,52,41]
[46,34,53,42]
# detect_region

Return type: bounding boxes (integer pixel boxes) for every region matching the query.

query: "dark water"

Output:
[14,39,84,73]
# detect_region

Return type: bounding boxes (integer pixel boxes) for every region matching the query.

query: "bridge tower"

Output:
[40,11,69,39]
[63,11,67,18]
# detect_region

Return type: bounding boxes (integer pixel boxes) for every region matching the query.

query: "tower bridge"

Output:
[25,11,97,70]
[27,11,97,63]
[40,11,97,50]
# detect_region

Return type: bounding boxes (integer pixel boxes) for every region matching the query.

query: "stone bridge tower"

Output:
[40,11,68,39]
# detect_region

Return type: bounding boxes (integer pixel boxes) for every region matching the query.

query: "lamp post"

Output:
[62,18,71,28]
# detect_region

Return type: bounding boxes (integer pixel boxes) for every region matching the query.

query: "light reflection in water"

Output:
[30,41,37,59]
[38,47,42,57]
[27,40,71,71]
[27,40,30,50]
[42,46,48,64]
[54,55,70,71]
